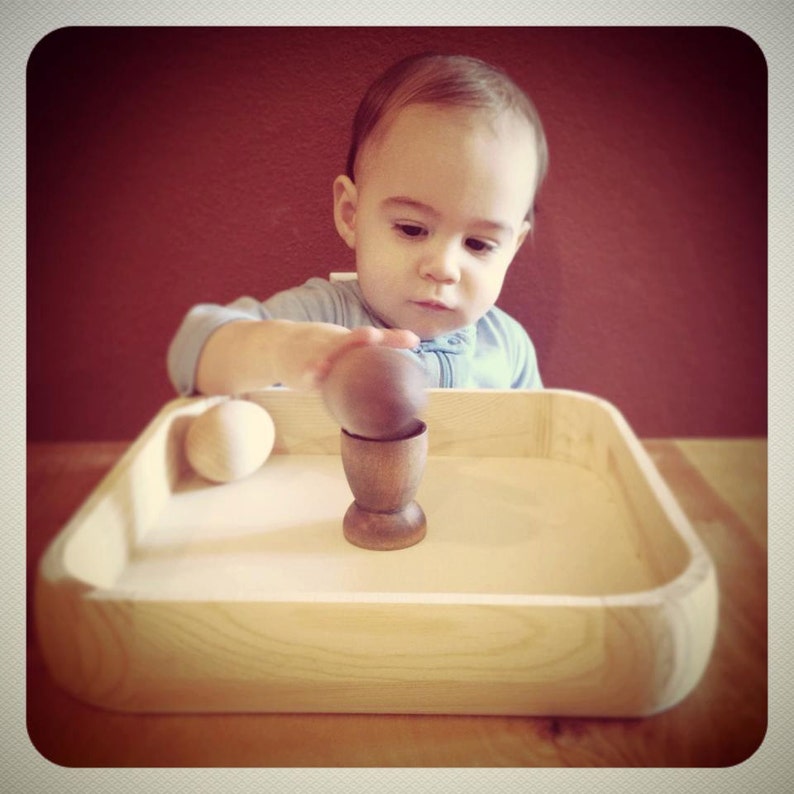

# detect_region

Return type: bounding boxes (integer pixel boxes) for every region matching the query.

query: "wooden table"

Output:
[26,438,767,767]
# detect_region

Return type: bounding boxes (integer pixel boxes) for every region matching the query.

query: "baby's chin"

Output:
[370,300,473,341]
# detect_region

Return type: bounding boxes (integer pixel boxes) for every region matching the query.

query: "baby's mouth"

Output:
[412,300,452,312]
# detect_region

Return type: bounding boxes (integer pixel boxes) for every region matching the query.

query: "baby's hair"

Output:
[345,52,549,223]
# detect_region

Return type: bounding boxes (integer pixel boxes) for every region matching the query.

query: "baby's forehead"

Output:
[381,101,525,134]
[356,102,539,220]
[361,103,536,165]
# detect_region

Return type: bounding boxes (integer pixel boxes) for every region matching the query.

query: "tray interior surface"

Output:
[96,450,673,601]
[38,390,718,717]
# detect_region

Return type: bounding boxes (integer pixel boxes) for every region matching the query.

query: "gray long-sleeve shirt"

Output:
[167,277,542,395]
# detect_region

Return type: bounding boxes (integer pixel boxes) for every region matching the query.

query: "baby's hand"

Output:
[277,322,419,390]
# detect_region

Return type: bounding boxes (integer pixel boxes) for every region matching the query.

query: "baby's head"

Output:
[345,53,548,226]
[334,53,548,341]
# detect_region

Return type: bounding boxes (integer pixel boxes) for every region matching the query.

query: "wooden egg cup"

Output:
[340,421,428,551]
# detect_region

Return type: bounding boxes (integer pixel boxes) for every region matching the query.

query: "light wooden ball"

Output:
[321,346,427,440]
[185,400,275,483]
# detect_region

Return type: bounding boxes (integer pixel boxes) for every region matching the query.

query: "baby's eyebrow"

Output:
[381,196,513,236]
[381,196,440,218]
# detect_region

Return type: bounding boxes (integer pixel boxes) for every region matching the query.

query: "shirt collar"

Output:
[416,326,476,354]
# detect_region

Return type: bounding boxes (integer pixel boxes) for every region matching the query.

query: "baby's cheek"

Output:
[364,267,400,301]
[357,272,397,321]
[480,266,510,300]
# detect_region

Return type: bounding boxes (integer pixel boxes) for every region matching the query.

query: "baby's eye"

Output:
[394,223,427,239]
[466,238,497,254]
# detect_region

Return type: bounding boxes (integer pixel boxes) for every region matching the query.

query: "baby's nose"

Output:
[420,243,461,283]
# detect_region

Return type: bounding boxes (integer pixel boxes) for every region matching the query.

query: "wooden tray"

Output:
[35,389,718,717]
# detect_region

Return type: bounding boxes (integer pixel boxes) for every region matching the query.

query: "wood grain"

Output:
[33,390,718,719]
[26,419,766,766]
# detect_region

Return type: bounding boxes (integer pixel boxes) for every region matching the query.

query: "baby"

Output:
[167,53,549,395]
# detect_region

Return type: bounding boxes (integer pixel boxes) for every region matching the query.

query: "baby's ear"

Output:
[514,219,532,252]
[333,175,358,249]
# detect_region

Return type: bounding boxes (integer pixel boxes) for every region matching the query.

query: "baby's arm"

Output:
[195,318,418,394]
[168,280,419,396]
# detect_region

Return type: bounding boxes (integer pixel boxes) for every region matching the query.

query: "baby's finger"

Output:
[345,326,383,346]
[317,327,420,386]
[378,328,421,349]
[315,328,378,382]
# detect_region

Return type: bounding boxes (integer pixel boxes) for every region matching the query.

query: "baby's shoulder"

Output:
[301,276,368,312]
[478,304,530,342]
[262,275,374,327]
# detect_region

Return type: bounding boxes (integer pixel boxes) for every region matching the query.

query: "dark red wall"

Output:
[27,27,767,441]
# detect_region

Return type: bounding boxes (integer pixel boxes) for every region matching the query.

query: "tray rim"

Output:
[36,388,716,608]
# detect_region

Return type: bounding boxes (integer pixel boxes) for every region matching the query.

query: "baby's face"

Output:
[334,103,539,340]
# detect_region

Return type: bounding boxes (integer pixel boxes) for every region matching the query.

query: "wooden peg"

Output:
[185,399,275,483]
[321,346,427,440]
